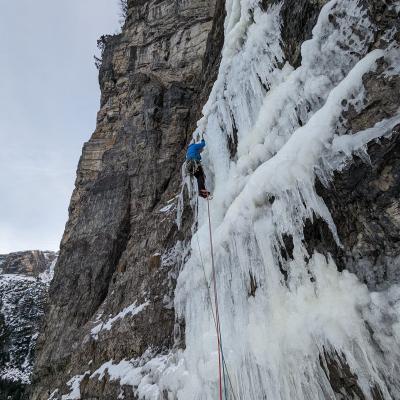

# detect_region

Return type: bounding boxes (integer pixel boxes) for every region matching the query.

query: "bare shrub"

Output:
[119,0,128,24]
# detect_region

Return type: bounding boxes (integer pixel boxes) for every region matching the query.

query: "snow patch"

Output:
[91,301,149,340]
[47,389,59,400]
[159,203,175,213]
[90,351,181,400]
[39,256,58,283]
[61,372,90,400]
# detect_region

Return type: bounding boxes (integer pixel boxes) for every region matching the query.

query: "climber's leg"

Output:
[194,165,210,198]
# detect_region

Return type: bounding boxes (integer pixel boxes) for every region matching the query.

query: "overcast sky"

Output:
[0,1,120,253]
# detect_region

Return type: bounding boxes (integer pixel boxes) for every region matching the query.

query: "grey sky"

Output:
[0,1,120,253]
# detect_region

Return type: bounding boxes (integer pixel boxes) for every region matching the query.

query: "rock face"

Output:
[302,6,400,290]
[0,251,55,277]
[31,0,400,399]
[31,0,225,398]
[0,251,57,400]
[307,55,400,290]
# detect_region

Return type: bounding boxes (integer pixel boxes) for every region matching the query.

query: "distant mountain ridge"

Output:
[0,251,56,277]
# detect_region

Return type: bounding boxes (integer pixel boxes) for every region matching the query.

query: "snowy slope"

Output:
[0,253,57,397]
[0,274,45,384]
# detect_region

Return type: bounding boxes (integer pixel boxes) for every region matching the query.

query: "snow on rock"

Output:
[159,202,176,214]
[91,301,150,340]
[61,372,90,400]
[39,256,58,283]
[0,251,57,391]
[48,389,60,400]
[90,350,180,400]
[0,273,48,385]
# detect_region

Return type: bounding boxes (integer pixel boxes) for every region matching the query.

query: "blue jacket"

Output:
[186,139,205,161]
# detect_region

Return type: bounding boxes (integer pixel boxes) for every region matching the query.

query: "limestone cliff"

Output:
[31,0,224,398]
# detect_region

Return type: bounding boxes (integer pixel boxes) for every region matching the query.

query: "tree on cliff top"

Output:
[119,0,128,23]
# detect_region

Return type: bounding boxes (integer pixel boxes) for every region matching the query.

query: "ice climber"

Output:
[186,135,210,198]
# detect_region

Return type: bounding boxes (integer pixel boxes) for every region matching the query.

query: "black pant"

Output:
[194,165,206,192]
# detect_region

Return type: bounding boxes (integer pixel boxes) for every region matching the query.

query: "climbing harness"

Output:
[186,160,213,199]
[185,159,201,175]
[195,197,238,400]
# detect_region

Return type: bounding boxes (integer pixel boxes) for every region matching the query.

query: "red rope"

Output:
[207,197,223,400]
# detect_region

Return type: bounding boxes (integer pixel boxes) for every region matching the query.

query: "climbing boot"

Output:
[199,189,211,198]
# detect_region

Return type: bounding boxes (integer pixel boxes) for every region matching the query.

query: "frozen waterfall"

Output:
[173,0,400,399]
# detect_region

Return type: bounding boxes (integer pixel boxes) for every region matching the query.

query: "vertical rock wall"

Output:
[31,0,225,398]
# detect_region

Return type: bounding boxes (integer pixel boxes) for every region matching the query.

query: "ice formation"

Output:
[39,257,58,283]
[82,0,400,398]
[173,0,400,399]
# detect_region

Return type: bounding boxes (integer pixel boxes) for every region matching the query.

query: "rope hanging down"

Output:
[195,197,238,400]
[207,197,223,400]
[196,233,237,400]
